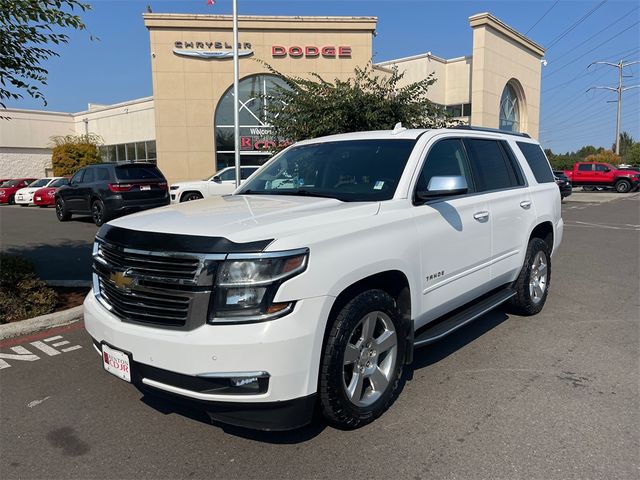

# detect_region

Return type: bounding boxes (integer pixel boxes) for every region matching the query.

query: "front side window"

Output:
[465,139,519,191]
[595,163,614,172]
[70,170,84,184]
[218,168,236,181]
[238,139,417,202]
[416,139,472,193]
[82,169,95,183]
[49,178,69,188]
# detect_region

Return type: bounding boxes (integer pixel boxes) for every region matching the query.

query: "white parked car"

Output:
[85,126,563,431]
[169,166,260,203]
[15,177,65,206]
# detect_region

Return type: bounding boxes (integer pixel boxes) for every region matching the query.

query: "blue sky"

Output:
[6,0,640,153]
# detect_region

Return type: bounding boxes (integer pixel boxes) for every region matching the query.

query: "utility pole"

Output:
[587,59,639,155]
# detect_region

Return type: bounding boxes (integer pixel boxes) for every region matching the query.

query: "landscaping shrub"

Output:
[0,254,57,324]
[50,133,102,176]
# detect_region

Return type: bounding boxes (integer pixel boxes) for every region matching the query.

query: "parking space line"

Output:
[52,341,70,347]
[30,341,61,356]
[44,335,63,342]
[61,345,82,353]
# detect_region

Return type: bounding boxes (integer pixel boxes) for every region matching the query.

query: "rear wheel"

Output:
[8,195,15,205]
[55,198,71,221]
[181,191,203,202]
[614,179,631,193]
[508,237,551,316]
[319,289,405,429]
[91,199,108,226]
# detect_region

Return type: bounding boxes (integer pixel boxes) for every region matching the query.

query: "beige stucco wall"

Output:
[469,13,544,138]
[145,14,376,182]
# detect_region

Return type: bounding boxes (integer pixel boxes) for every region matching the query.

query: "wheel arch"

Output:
[180,190,204,202]
[529,221,554,253]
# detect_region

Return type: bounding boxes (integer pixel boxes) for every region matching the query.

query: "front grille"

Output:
[93,238,222,330]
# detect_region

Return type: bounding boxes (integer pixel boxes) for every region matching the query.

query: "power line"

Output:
[548,5,639,64]
[526,1,560,35]
[544,20,640,79]
[545,0,609,50]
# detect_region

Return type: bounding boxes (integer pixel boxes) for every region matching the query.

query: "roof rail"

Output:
[446,125,531,138]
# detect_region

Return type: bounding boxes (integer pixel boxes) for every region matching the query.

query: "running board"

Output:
[413,288,516,348]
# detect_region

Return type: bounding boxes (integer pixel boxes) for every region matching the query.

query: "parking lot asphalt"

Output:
[0,205,97,283]
[1,195,638,479]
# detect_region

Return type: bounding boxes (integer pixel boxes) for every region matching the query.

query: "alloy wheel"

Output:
[529,251,548,304]
[342,311,398,407]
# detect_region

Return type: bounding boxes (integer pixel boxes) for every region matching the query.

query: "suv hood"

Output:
[108,194,380,244]
[171,180,208,188]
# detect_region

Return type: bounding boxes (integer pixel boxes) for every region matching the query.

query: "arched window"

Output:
[214,74,289,170]
[499,83,521,132]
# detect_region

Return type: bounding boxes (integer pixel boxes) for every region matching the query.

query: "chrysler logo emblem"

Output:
[173,49,253,59]
[110,270,135,291]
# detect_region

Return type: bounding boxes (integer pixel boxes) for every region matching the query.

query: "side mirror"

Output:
[212,176,221,183]
[416,176,468,201]
[604,167,611,172]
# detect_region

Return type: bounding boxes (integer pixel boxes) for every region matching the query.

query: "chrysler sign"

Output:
[173,41,253,59]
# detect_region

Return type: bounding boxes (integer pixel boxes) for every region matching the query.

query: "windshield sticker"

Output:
[374,181,384,190]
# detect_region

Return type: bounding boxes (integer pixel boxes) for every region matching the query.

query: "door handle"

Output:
[473,211,489,221]
[520,200,532,209]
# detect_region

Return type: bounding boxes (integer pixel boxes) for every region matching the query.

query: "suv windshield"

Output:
[238,139,416,202]
[115,165,163,180]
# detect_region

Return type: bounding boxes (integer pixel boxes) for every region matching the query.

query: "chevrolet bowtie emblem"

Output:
[110,270,135,290]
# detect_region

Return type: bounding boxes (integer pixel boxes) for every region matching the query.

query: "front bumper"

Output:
[84,291,333,429]
[15,194,34,205]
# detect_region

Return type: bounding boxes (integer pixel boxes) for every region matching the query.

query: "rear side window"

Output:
[464,139,520,191]
[95,167,111,181]
[115,165,164,180]
[578,164,592,172]
[516,142,555,183]
[82,169,95,183]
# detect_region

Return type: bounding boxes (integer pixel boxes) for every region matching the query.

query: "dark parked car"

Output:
[553,170,572,199]
[55,163,169,226]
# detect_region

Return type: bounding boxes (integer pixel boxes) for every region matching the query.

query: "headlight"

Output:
[208,249,308,324]
[170,185,180,190]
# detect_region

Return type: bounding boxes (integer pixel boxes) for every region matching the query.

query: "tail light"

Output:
[108,183,133,192]
[158,182,168,190]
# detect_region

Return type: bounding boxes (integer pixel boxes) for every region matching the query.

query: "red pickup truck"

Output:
[564,162,640,193]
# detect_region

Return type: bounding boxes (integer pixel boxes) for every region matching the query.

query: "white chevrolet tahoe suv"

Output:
[85,126,563,431]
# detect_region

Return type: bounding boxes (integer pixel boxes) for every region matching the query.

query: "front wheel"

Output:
[181,191,203,202]
[55,198,71,221]
[614,179,631,193]
[7,195,15,205]
[319,289,405,429]
[508,237,551,316]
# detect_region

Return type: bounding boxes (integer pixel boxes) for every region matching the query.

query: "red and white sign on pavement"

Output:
[102,344,131,382]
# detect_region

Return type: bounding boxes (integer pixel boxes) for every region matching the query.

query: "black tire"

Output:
[19,204,28,207]
[319,289,406,429]
[614,179,631,193]
[582,186,595,192]
[8,195,15,205]
[55,198,71,221]
[507,237,551,316]
[181,191,203,202]
[91,199,108,226]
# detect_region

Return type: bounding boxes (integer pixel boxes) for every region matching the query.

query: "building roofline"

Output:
[375,52,471,66]
[73,96,154,116]
[0,108,73,117]
[469,12,545,57]
[143,13,377,31]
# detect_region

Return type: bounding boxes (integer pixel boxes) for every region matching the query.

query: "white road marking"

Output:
[27,396,51,408]
[30,341,60,356]
[44,335,63,342]
[0,346,41,369]
[52,341,70,347]
[565,221,640,231]
[61,345,82,352]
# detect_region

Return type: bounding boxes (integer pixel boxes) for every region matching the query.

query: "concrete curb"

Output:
[0,306,83,340]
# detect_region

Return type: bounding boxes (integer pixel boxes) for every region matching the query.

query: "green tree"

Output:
[624,142,640,166]
[50,133,102,176]
[612,131,634,157]
[0,0,91,110]
[262,63,450,146]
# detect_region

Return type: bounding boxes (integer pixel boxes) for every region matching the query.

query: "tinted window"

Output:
[416,139,472,192]
[95,168,110,181]
[241,167,258,180]
[239,139,416,202]
[82,169,95,183]
[595,163,612,172]
[516,142,554,183]
[219,169,235,181]
[578,164,592,172]
[465,139,518,191]
[29,178,50,188]
[115,165,163,180]
[70,170,84,184]
[49,178,68,187]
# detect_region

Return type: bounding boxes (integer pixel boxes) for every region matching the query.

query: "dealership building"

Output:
[0,12,544,182]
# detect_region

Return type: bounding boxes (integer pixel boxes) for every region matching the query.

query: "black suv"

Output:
[55,163,169,226]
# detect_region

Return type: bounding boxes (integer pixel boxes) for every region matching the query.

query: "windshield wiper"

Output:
[240,189,346,201]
